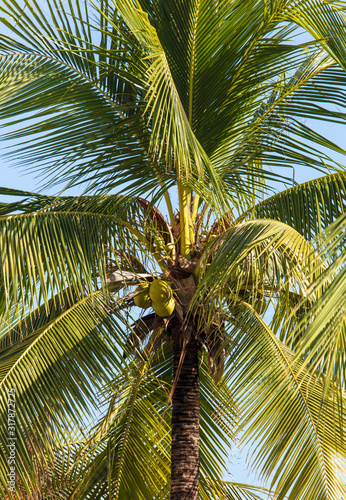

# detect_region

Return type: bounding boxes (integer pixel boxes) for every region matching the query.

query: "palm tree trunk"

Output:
[171,328,200,499]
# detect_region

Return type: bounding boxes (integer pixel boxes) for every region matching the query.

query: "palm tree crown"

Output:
[1,1,346,498]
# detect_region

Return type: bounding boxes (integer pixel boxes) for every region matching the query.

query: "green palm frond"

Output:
[202,479,273,500]
[215,54,346,201]
[71,356,172,499]
[196,218,318,304]
[240,171,346,240]
[0,198,152,322]
[0,24,173,200]
[0,290,134,497]
[282,212,346,395]
[1,1,346,206]
[0,211,105,317]
[0,52,168,199]
[191,218,324,387]
[0,187,145,220]
[285,0,346,69]
[0,0,229,212]
[224,483,273,500]
[0,188,54,215]
[224,305,346,500]
[70,349,172,499]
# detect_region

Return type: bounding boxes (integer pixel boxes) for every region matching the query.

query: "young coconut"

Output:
[149,279,173,303]
[133,282,152,309]
[152,297,176,317]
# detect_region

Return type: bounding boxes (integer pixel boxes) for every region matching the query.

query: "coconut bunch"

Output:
[133,279,175,317]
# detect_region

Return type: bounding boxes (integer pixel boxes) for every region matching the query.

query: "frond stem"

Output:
[177,174,193,260]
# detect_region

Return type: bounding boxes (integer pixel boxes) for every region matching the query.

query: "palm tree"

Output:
[1,0,346,498]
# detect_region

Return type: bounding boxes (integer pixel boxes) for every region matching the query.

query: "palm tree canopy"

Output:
[1,0,346,499]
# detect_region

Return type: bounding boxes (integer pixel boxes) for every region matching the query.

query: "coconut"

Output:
[133,283,152,309]
[152,297,175,317]
[149,279,173,303]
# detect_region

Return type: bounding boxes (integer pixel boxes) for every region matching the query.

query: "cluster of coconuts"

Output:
[133,279,175,317]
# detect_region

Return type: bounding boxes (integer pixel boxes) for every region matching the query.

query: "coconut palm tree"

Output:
[1,0,346,498]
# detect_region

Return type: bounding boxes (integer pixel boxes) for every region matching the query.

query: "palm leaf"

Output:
[0,290,134,497]
[286,0,346,69]
[224,305,346,500]
[285,212,346,397]
[202,479,273,500]
[196,218,318,305]
[0,200,149,321]
[239,171,346,240]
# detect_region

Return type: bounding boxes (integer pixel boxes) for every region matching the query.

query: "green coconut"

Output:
[152,297,175,317]
[149,279,173,303]
[133,283,152,309]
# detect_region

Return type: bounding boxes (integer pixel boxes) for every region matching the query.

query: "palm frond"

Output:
[224,305,346,500]
[0,290,134,497]
[202,479,273,500]
[0,198,151,322]
[239,171,346,240]
[287,212,346,395]
[286,0,346,69]
[196,218,318,306]
[215,51,346,201]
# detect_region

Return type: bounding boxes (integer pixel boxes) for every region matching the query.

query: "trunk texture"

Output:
[171,329,200,499]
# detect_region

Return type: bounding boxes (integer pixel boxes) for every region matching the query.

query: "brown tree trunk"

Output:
[171,328,200,499]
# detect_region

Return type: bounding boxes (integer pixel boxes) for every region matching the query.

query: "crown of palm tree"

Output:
[1,1,346,499]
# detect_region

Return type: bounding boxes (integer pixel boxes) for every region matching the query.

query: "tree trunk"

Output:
[171,328,200,499]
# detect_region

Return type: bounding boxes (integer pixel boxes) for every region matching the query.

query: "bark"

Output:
[171,328,200,499]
